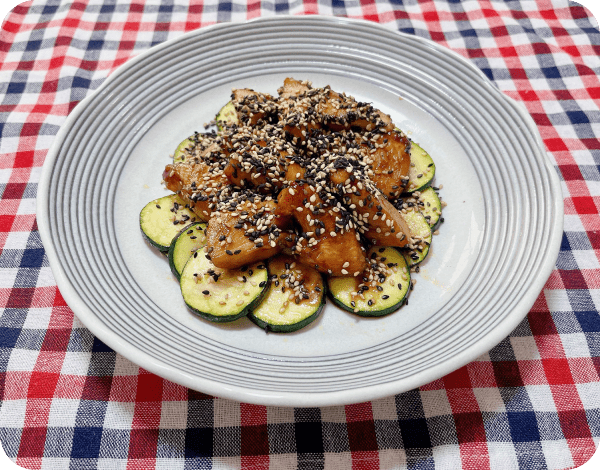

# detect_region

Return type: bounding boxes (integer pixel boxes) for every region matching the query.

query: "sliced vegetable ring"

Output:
[180,251,269,323]
[168,222,208,280]
[249,256,325,333]
[401,210,432,266]
[140,194,199,252]
[327,246,410,317]
[405,142,435,193]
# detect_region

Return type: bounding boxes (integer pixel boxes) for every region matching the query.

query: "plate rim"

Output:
[37,15,564,406]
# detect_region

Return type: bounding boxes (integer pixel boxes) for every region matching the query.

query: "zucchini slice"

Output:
[140,194,199,252]
[216,101,238,130]
[180,252,269,323]
[168,222,208,280]
[327,246,410,317]
[418,187,442,229]
[174,136,194,163]
[402,209,432,266]
[405,143,435,193]
[249,256,325,333]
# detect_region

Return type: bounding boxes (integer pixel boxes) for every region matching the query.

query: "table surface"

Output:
[1,1,599,469]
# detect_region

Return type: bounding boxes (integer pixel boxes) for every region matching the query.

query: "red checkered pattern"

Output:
[1,1,599,469]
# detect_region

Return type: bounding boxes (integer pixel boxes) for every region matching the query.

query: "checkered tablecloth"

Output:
[1,1,599,469]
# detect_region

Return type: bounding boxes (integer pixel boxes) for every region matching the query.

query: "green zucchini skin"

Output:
[174,137,194,163]
[418,186,442,229]
[140,194,199,252]
[249,297,325,333]
[405,142,436,194]
[248,256,326,333]
[401,210,432,267]
[180,252,269,323]
[168,222,208,280]
[327,247,411,317]
[216,101,238,130]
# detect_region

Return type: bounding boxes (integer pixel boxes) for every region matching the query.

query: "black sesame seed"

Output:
[202,290,210,295]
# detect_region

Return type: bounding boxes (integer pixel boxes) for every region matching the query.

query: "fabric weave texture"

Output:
[1,1,599,469]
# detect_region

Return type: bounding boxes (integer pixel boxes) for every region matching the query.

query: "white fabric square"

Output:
[555,124,585,140]
[560,332,591,358]
[47,398,80,427]
[324,451,352,469]
[563,214,585,232]
[379,448,407,469]
[562,75,586,92]
[0,399,27,428]
[510,336,541,361]
[570,150,596,165]
[371,395,398,421]
[544,289,572,313]
[488,442,519,470]
[541,439,574,470]
[420,389,453,418]
[321,405,347,424]
[212,457,241,470]
[112,354,139,376]
[269,454,297,470]
[21,308,53,330]
[0,269,18,289]
[0,168,13,184]
[97,458,128,470]
[213,398,240,428]
[103,401,135,430]
[266,406,295,425]
[42,458,71,470]
[474,352,492,362]
[3,231,29,250]
[431,445,461,470]
[16,198,36,215]
[585,181,600,198]
[36,267,59,288]
[160,401,188,429]
[473,387,506,413]
[7,349,39,371]
[576,383,600,409]
[526,385,557,412]
[156,459,184,470]
[60,351,92,375]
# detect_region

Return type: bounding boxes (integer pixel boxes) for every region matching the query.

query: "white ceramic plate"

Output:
[38,16,563,406]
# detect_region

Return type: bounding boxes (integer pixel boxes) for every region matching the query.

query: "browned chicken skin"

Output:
[276,185,368,276]
[328,170,411,248]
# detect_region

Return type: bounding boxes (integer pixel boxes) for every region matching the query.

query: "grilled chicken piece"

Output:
[277,78,322,144]
[278,77,311,99]
[329,170,411,247]
[284,162,306,182]
[163,160,230,221]
[276,184,368,276]
[231,88,276,126]
[316,88,394,133]
[205,199,290,269]
[223,139,291,192]
[364,131,411,199]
